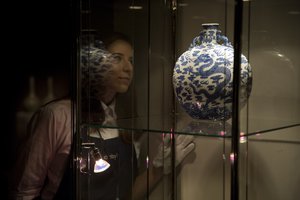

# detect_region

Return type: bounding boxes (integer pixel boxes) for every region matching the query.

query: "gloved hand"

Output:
[152,134,195,174]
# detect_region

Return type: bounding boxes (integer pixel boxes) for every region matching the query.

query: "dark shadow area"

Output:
[2,0,72,198]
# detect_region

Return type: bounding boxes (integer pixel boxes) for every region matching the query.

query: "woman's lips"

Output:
[119,77,131,84]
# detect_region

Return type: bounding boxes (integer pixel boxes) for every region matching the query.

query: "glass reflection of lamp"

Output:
[91,147,110,173]
[80,142,110,173]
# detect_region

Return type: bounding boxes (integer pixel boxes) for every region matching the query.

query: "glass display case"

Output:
[74,0,300,199]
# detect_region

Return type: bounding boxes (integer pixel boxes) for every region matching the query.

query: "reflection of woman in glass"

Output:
[10,33,195,200]
[79,33,137,199]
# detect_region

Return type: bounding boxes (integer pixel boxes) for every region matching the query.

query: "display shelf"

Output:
[81,116,300,139]
[80,123,231,138]
[247,123,300,141]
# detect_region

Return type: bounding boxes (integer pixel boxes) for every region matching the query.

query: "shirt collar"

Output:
[100,99,117,118]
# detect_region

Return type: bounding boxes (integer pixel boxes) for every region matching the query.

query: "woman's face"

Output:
[104,39,134,94]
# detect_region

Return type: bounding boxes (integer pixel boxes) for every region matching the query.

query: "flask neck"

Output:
[200,23,219,44]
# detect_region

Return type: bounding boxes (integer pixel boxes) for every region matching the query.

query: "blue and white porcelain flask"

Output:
[173,23,252,120]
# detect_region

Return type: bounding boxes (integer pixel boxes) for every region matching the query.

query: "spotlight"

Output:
[91,147,110,173]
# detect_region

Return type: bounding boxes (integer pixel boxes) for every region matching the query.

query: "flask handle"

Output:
[216,31,233,47]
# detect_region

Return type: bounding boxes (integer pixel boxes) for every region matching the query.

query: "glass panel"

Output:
[175,0,230,135]
[247,0,300,133]
[246,126,300,200]
[77,0,143,199]
[174,0,236,199]
[240,0,300,200]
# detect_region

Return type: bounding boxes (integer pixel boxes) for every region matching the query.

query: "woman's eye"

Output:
[129,58,133,65]
[111,53,122,63]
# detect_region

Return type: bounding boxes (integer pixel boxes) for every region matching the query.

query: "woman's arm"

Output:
[11,100,72,199]
[132,165,164,200]
[132,134,195,200]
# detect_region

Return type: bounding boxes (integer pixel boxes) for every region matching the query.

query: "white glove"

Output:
[152,134,195,174]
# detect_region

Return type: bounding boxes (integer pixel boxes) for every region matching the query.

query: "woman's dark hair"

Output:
[102,32,133,48]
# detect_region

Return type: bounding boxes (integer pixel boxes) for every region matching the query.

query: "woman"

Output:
[10,32,195,200]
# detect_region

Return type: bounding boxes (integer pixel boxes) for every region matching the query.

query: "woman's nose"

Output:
[124,60,133,72]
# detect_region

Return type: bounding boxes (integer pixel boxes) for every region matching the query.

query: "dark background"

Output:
[2,0,73,198]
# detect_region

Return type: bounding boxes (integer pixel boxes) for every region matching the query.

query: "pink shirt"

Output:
[12,99,72,199]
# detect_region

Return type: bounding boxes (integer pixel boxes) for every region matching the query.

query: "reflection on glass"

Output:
[92,146,111,173]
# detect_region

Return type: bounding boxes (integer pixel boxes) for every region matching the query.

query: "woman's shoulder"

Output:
[38,98,72,117]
